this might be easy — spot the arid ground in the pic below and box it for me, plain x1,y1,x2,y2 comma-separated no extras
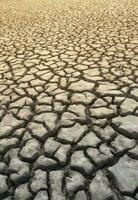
0,0,138,199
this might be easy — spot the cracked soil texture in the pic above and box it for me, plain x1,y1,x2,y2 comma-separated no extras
0,0,138,199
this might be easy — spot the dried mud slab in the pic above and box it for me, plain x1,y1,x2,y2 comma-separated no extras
0,0,138,199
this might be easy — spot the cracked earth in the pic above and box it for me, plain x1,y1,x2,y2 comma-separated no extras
0,0,138,199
